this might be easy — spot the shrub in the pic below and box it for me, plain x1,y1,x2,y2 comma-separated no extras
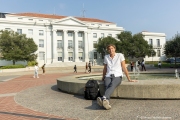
1,64,26,69
27,61,37,66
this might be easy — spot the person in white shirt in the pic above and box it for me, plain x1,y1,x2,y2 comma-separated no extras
33,63,39,78
158,61,161,69
97,44,137,110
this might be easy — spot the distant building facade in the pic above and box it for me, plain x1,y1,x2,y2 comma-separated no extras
142,31,166,62
0,12,166,66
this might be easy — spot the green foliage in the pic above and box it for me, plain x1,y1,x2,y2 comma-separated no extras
164,34,180,58
96,36,118,54
27,61,37,66
131,33,155,58
96,31,155,58
1,64,26,69
0,30,38,65
164,34,180,67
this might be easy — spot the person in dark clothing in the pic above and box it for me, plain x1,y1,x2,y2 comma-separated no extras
141,60,146,71
130,61,134,71
74,65,77,73
88,62,91,73
138,60,141,66
41,64,46,75
85,62,88,73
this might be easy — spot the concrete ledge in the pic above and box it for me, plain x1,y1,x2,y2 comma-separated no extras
57,73,180,99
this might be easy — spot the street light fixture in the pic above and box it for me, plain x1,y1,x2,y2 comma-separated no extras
44,52,45,64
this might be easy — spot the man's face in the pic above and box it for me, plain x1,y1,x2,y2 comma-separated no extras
107,46,116,55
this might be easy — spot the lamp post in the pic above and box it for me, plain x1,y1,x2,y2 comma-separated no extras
151,51,154,65
43,52,45,64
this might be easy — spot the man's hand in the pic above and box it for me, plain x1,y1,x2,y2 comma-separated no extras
102,77,105,81
128,80,138,82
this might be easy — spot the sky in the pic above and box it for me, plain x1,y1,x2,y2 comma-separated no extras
0,0,180,39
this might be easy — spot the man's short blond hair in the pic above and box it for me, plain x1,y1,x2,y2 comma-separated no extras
106,44,116,50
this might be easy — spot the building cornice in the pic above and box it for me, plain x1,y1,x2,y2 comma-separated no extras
142,32,166,37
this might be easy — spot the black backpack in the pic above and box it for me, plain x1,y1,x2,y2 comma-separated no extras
84,79,100,100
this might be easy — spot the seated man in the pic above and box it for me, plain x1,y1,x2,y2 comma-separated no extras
97,44,137,110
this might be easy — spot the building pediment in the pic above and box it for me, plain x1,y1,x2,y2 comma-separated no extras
54,17,86,26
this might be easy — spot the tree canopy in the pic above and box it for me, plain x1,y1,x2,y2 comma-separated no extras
164,34,180,65
96,31,155,58
0,30,38,65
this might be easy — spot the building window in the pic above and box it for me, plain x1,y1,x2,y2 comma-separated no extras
57,52,63,61
57,31,62,36
78,32,83,37
39,30,44,36
108,34,112,37
94,52,97,59
78,41,83,49
39,20,43,21
17,29,22,34
106,25,109,26
149,39,153,46
79,52,83,61
39,52,45,60
93,33,97,38
101,33,104,38
18,18,23,19
5,28,11,31
68,32,73,37
157,50,161,57
101,52,105,59
68,40,73,49
28,19,33,21
93,41,97,48
39,39,44,47
157,39,160,47
57,40,63,48
68,52,73,61
28,29,33,35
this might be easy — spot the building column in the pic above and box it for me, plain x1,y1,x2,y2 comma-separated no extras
74,31,79,62
52,29,57,62
45,27,52,64
84,32,89,62
63,30,68,62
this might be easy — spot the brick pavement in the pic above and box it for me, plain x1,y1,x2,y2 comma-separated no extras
0,72,82,120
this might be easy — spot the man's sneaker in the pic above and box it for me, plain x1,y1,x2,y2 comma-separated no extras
103,99,111,110
97,97,103,106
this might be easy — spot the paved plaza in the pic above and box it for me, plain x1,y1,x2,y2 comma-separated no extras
0,66,180,120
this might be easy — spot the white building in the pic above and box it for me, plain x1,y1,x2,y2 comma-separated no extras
142,31,166,62
0,12,124,66
0,12,166,67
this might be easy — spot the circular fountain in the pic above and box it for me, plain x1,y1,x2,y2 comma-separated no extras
57,69,180,99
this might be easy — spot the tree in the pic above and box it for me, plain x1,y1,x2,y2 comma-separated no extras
0,30,38,65
117,31,155,58
96,36,118,54
164,34,180,66
131,33,155,58
95,31,155,59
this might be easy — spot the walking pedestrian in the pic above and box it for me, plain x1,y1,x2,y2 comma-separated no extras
74,65,77,73
41,64,46,75
33,63,39,78
130,61,134,71
88,62,91,73
141,60,146,71
85,62,88,73
158,61,161,69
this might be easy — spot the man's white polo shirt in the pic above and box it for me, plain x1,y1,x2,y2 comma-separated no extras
104,53,125,77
